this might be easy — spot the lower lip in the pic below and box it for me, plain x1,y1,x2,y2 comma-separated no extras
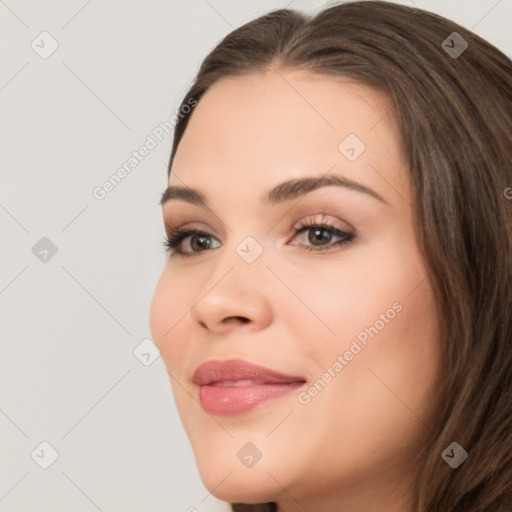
198,382,305,415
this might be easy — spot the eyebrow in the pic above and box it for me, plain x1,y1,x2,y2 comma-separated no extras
159,174,389,208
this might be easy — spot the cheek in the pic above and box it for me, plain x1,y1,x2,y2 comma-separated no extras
329,280,439,412
149,274,202,436
309,251,436,414
322,280,439,469
327,236,440,412
149,270,192,373
291,234,440,441
278,235,432,368
269,270,439,495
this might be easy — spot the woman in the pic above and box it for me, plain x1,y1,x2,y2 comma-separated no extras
149,1,512,510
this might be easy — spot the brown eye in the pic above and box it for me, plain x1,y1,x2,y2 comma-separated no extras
189,234,211,251
163,228,220,256
290,222,355,252
308,227,333,245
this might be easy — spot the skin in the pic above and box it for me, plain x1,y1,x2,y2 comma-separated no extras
149,68,441,512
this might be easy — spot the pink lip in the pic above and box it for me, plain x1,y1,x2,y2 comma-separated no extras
192,358,307,416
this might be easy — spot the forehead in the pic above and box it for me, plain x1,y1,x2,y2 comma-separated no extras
168,68,407,206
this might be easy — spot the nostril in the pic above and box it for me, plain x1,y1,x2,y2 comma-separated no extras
226,316,250,324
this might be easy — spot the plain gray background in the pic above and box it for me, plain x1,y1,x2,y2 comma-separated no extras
1,1,511,511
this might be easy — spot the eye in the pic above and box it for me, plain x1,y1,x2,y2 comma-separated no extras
162,218,355,257
289,217,355,253
162,227,220,257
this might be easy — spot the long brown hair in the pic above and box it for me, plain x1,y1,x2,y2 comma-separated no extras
166,1,512,510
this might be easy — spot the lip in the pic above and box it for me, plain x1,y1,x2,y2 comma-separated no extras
192,358,307,415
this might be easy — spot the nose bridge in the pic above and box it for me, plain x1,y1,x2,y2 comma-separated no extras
219,198,267,262
214,208,269,276
210,230,268,296
233,232,266,266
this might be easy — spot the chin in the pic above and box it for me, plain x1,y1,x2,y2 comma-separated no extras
194,454,282,503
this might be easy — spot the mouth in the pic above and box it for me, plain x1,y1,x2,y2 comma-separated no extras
209,379,281,386
192,358,307,415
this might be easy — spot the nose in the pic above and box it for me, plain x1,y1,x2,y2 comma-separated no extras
190,265,274,335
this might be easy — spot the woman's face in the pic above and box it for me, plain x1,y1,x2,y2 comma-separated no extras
150,69,440,510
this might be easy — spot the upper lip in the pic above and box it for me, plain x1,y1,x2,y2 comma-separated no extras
192,358,307,386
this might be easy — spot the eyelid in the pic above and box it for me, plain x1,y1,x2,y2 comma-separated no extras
163,213,350,241
288,208,355,234
164,219,221,236
163,212,356,257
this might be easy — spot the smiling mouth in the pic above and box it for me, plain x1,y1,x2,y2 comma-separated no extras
192,358,307,415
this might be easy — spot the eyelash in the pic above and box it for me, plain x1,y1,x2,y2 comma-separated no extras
162,219,355,257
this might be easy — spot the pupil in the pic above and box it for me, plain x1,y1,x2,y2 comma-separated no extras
193,235,209,250
310,228,330,245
